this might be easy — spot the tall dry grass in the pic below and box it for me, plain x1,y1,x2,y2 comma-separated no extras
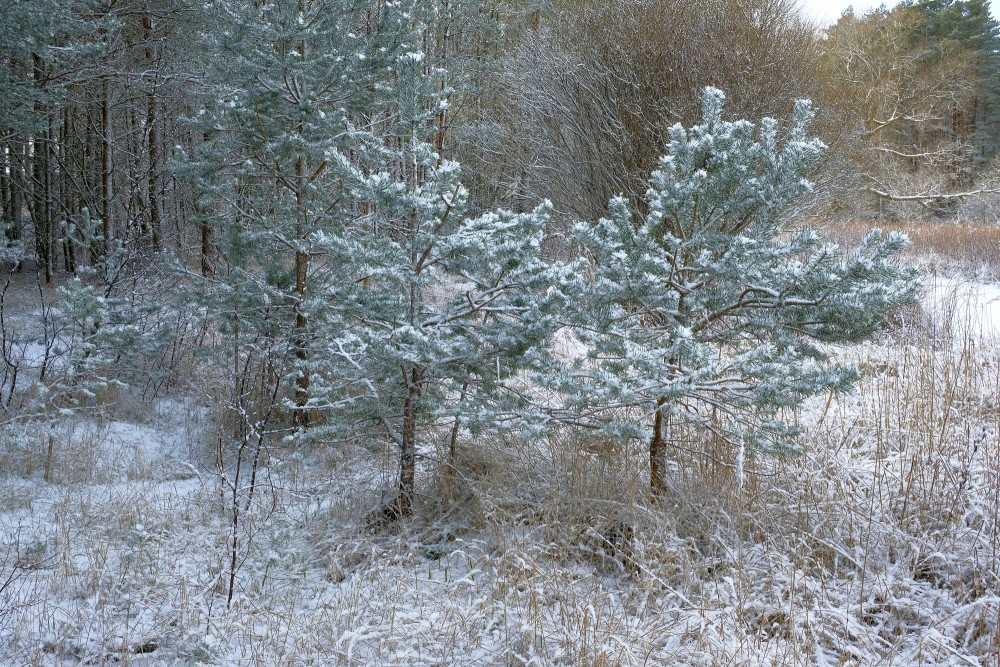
2,231,1000,665
823,218,1000,278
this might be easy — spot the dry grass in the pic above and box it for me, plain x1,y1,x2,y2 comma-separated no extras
2,229,1000,664
821,218,1000,278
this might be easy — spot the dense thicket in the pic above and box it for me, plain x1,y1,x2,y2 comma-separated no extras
463,0,819,233
2,0,996,276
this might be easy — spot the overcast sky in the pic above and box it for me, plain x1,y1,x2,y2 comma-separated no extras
798,0,996,26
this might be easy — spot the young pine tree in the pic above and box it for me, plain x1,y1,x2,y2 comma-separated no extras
323,48,575,518
573,87,919,494
189,0,410,428
191,2,573,517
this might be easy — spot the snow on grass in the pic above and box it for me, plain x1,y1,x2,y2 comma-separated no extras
922,272,1000,340
0,277,997,665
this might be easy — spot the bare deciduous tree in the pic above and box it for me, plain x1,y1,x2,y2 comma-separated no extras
463,0,818,244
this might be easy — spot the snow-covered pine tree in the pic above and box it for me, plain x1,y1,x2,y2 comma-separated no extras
189,1,573,516
188,0,410,428
323,45,575,518
574,87,919,494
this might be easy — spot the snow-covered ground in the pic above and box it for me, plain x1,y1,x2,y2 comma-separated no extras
923,273,1000,339
0,275,997,665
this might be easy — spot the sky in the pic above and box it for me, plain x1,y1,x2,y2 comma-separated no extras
798,0,996,26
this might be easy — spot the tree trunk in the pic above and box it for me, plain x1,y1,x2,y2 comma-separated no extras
61,106,75,274
1,137,11,241
144,12,163,252
292,154,310,427
193,130,213,276
101,75,113,258
649,397,667,496
31,56,52,283
434,0,450,155
398,366,421,517
200,217,213,277
11,138,25,271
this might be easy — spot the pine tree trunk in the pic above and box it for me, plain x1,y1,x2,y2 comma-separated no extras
649,397,667,496
292,155,310,427
398,366,421,518
1,136,11,241
434,0,450,155
11,138,25,270
61,106,75,274
44,115,54,281
144,12,162,252
88,105,101,267
101,75,113,259
200,217,213,277
195,130,213,276
31,56,52,283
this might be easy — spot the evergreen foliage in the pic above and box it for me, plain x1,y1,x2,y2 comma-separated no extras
572,88,919,490
0,0,925,513
188,0,413,426
905,0,1000,165
191,0,575,514
311,25,576,516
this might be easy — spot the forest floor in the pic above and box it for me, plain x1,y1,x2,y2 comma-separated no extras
1,229,999,666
